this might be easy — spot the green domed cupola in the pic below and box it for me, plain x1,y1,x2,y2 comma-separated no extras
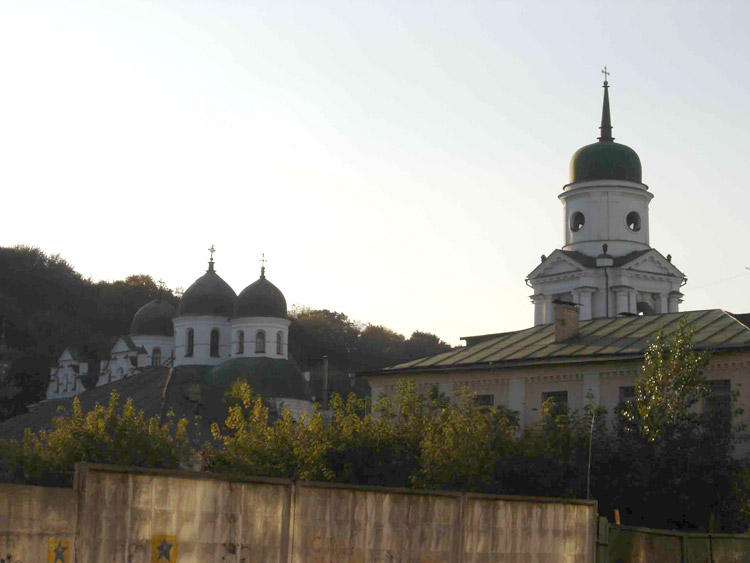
569,75,642,184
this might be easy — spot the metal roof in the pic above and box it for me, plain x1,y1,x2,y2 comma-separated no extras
371,310,750,375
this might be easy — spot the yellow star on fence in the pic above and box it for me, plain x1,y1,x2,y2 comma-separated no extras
47,539,70,563
151,534,178,562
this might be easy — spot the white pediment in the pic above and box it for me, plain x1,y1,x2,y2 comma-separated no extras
110,337,137,355
528,250,586,280
621,251,684,278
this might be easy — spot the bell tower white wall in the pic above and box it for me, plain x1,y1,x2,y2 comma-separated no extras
560,179,652,256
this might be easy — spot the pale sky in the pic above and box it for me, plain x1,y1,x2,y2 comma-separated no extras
2,1,749,345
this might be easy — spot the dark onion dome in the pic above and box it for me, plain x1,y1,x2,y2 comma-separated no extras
234,267,287,318
177,260,237,317
569,78,642,184
205,357,311,401
130,299,176,336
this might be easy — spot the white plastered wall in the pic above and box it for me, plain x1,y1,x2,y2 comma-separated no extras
231,317,291,359
173,316,232,366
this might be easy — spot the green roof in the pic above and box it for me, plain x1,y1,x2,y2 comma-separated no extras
368,310,750,375
205,357,311,401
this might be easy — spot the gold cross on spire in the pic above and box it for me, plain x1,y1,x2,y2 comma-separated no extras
260,253,267,278
208,245,216,261
601,66,610,84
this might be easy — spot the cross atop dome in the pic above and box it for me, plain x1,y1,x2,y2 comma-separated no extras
208,244,216,272
260,253,267,278
598,67,613,142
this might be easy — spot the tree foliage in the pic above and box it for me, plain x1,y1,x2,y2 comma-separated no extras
0,391,191,485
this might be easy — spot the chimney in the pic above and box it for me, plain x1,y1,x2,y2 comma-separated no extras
554,300,580,342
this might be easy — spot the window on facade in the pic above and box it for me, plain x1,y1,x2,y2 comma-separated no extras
276,331,283,355
116,367,124,380
256,330,266,354
475,394,494,408
210,329,220,357
706,379,731,423
237,331,245,354
626,211,641,232
570,212,585,232
152,347,162,367
618,386,636,405
186,329,194,357
542,390,568,416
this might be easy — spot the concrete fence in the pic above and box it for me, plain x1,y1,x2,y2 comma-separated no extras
597,517,750,562
0,463,597,562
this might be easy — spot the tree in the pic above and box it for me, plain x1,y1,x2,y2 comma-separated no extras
629,321,710,442
403,331,452,361
354,324,406,369
0,390,191,485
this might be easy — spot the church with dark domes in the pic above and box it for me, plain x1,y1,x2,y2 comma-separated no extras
46,251,311,417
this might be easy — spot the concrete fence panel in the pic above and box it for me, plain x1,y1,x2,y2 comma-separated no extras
462,494,596,563
0,483,76,562
75,465,292,563
291,482,462,563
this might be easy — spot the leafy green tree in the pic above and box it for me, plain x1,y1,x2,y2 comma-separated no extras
0,391,191,485
629,321,710,442
403,331,452,361
354,324,406,369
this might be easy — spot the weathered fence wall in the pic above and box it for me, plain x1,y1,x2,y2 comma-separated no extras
75,464,596,562
0,482,77,562
599,518,750,562
463,493,595,562
75,465,291,562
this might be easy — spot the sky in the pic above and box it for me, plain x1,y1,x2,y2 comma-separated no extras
1,1,749,345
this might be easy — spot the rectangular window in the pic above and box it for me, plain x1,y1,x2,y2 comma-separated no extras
619,386,636,404
706,379,731,421
542,390,568,416
475,394,494,407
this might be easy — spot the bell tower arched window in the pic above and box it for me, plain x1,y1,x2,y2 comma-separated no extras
186,329,194,357
210,329,220,357
237,331,245,354
256,330,266,354
152,347,162,367
276,331,283,355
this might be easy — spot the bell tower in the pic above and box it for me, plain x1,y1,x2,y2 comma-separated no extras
526,72,686,325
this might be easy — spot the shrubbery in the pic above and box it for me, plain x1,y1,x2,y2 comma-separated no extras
0,324,747,532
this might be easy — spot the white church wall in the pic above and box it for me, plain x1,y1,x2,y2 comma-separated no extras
173,316,232,367
130,335,174,368
231,317,290,359
46,350,88,400
561,180,652,256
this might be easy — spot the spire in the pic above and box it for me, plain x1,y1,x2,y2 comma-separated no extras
207,244,216,273
598,66,614,142
259,253,267,279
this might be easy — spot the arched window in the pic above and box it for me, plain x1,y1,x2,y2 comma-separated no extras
210,329,220,357
276,331,283,355
237,331,245,354
116,367,124,380
256,330,266,354
186,329,194,357
152,347,162,367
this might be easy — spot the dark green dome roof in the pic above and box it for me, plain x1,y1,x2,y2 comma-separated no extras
235,273,287,319
570,141,642,183
130,299,176,336
178,262,237,317
205,357,310,401
570,77,642,185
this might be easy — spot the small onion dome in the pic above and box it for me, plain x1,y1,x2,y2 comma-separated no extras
570,76,642,184
570,141,642,183
177,261,237,317
235,271,287,319
130,299,176,336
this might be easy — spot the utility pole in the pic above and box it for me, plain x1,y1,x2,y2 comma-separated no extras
322,355,329,410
